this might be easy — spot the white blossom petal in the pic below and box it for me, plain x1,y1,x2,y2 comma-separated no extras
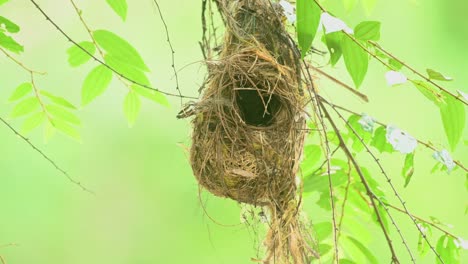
385,71,408,86
358,113,375,132
432,149,456,173
279,0,296,23
456,238,468,250
457,90,468,101
320,12,353,34
386,125,418,154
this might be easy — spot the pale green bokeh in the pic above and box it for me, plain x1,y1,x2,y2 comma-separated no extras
0,0,466,263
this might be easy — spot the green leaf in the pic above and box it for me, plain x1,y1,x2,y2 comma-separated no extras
51,119,81,141
296,0,321,58
439,93,465,151
402,153,415,187
66,41,96,67
104,54,150,86
436,235,460,264
354,21,381,41
44,120,56,142
371,126,394,153
93,30,149,71
314,222,332,241
105,0,128,21
0,31,23,53
339,259,357,264
0,0,9,6
427,69,453,81
347,236,379,264
411,80,444,105
132,84,169,107
10,97,40,118
342,36,368,88
40,90,77,109
123,90,141,127
81,65,113,105
322,31,344,66
318,244,332,255
303,169,347,193
0,16,20,33
301,144,322,173
389,58,403,70
21,112,46,134
417,222,432,257
9,82,32,102
347,114,372,152
46,104,81,125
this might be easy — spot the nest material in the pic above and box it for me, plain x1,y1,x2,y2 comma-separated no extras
185,0,317,262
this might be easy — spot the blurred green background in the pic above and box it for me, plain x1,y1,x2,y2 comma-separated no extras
0,0,466,263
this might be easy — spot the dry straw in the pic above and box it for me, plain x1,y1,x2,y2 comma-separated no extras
180,0,317,262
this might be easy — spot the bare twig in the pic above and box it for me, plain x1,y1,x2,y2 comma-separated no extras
28,0,197,100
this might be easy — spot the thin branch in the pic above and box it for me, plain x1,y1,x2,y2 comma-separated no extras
324,100,468,173
0,117,94,194
384,202,459,239
311,65,369,102
323,99,442,263
318,99,401,264
151,0,183,105
28,0,197,100
301,60,340,263
369,41,467,106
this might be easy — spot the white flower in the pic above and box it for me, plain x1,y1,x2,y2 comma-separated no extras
320,13,353,34
432,149,456,173
457,90,468,101
456,237,468,249
358,113,375,132
279,0,296,23
386,125,418,154
385,71,408,86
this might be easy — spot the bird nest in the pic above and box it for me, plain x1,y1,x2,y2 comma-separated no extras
180,0,317,262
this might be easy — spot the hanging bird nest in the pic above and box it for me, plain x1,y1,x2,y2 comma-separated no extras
179,0,317,262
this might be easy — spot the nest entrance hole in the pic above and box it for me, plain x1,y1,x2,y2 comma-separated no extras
235,90,282,127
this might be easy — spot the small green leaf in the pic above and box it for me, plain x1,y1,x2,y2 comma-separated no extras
354,21,381,41
51,119,81,141
66,41,96,67
44,120,56,142
0,0,9,6
81,65,113,105
40,90,77,109
105,0,128,21
21,112,46,134
371,126,394,153
93,30,149,71
314,222,332,241
439,93,465,151
132,85,169,107
402,153,415,187
389,58,403,70
427,69,453,81
436,235,460,264
347,114,372,152
411,80,443,105
9,82,32,102
123,91,141,126
0,16,20,33
417,222,432,257
296,0,321,58
46,104,81,125
339,259,357,264
347,236,379,264
10,97,40,118
342,36,368,88
322,31,344,66
318,244,332,255
301,144,322,173
0,31,23,53
105,55,150,86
